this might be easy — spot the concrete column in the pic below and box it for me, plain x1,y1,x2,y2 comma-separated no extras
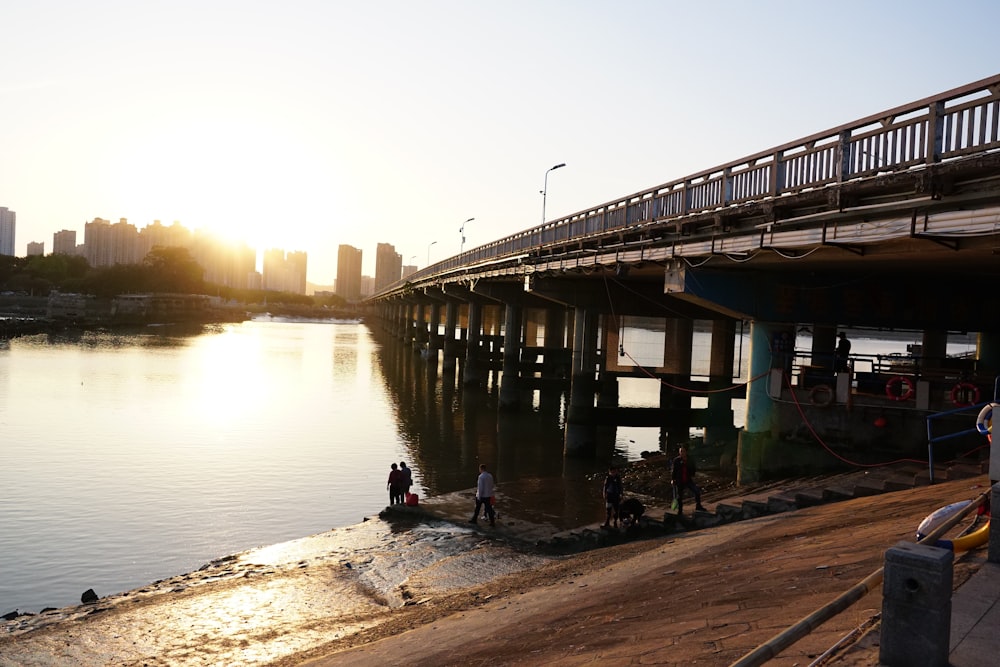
427,302,442,359
990,483,1000,563
499,303,523,410
565,307,598,456
463,301,483,387
705,318,737,446
597,314,619,408
538,307,568,413
402,303,414,346
737,320,780,484
811,324,836,369
922,330,948,370
414,303,427,352
880,541,952,667
659,317,694,450
442,301,458,372
976,332,1000,379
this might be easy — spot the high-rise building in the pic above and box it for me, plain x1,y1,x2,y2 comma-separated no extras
401,264,417,279
374,243,402,293
262,248,308,294
26,241,44,256
53,229,77,255
85,218,139,267
336,245,363,302
0,207,15,256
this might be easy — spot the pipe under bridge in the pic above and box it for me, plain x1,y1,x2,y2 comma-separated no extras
368,73,1000,482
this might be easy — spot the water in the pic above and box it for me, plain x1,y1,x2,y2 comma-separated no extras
0,319,980,615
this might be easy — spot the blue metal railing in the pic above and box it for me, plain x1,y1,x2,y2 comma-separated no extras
925,376,999,483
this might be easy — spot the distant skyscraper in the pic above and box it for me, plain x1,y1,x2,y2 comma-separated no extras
336,245,363,301
26,241,44,256
84,218,139,267
53,229,77,255
0,207,15,256
262,248,308,294
401,264,417,279
374,243,402,292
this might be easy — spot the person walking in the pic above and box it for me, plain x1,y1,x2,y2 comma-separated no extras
387,463,404,505
602,465,623,529
671,446,705,515
469,464,496,527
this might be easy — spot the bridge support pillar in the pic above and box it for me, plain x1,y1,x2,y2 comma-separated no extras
977,333,1000,379
538,306,568,412
737,320,782,484
565,307,599,456
463,301,483,387
402,303,415,346
659,317,693,451
704,318,738,447
811,325,836,369
414,303,428,353
499,303,523,410
427,302,442,362
443,301,458,372
598,315,619,408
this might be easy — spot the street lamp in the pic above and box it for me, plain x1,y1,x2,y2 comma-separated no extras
426,240,437,266
459,217,475,254
540,162,566,224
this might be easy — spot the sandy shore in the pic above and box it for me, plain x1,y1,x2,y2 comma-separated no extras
1,477,990,666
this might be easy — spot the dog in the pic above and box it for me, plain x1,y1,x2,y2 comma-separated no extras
619,497,645,529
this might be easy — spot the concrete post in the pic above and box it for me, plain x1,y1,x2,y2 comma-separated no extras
597,314,619,408
990,483,1000,564
810,324,836,369
499,303,523,410
427,302,442,360
737,320,779,484
880,541,953,667
414,303,427,352
705,318,737,446
463,301,483,387
402,303,414,346
976,332,1000,378
565,307,598,456
660,317,693,449
443,301,458,372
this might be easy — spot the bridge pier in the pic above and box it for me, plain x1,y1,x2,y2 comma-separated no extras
402,302,415,347
659,317,694,451
704,318,738,447
464,301,483,387
499,303,523,410
442,300,459,372
427,301,442,362
737,320,782,484
413,303,428,353
565,307,599,456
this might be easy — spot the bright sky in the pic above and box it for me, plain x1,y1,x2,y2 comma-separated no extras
2,1,997,285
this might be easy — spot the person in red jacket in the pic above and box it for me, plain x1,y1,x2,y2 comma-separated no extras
671,446,705,515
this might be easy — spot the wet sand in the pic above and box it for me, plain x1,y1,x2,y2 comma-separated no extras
1,478,991,666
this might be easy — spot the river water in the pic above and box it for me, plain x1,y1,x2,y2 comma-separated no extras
0,318,979,616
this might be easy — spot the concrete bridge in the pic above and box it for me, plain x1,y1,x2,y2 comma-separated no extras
369,73,1000,482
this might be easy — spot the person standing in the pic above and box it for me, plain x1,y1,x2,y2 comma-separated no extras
387,463,404,505
671,446,705,515
399,461,413,498
470,464,496,527
835,332,852,372
602,465,623,529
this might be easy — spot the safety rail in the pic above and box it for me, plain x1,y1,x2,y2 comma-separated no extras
374,73,1000,298
924,376,999,483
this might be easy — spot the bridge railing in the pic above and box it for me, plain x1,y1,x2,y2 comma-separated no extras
379,74,1000,297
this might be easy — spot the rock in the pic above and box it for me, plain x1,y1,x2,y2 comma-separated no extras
81,588,99,604
2,609,19,620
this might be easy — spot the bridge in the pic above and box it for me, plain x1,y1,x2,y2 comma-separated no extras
369,74,1000,482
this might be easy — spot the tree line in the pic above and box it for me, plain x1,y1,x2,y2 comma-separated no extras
0,247,349,310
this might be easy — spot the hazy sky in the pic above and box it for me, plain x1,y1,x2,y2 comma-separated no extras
2,1,997,284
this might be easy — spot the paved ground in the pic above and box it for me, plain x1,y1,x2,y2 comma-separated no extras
296,475,995,666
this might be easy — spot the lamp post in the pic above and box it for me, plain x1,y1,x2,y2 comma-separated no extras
540,162,566,224
459,217,475,254
426,240,437,266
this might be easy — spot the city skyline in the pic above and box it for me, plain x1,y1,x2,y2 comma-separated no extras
2,2,997,284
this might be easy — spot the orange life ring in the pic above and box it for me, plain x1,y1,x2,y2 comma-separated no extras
951,382,980,407
809,383,835,407
885,375,915,401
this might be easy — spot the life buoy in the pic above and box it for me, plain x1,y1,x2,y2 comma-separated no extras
885,375,915,401
951,382,980,407
809,383,835,407
976,402,996,436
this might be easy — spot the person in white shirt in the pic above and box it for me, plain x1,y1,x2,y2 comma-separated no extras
470,464,496,527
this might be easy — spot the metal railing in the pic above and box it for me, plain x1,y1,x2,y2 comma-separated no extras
375,73,1000,298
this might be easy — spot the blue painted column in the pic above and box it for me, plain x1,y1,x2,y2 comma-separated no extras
499,303,523,410
737,320,780,484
